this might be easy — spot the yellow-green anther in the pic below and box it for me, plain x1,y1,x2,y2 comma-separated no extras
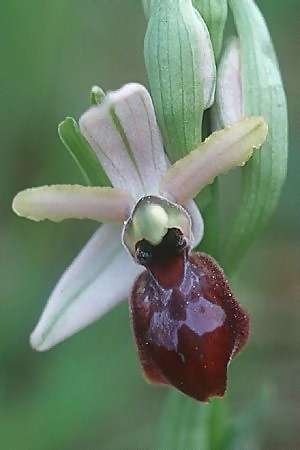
222,0,288,273
192,0,228,60
132,203,169,246
90,85,105,105
123,196,192,258
144,0,216,161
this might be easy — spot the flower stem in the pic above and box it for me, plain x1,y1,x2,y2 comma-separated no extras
158,391,233,450
158,391,208,449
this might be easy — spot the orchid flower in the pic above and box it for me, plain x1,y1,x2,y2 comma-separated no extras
13,83,267,401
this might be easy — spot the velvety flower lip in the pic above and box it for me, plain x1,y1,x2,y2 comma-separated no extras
12,83,267,352
130,250,250,401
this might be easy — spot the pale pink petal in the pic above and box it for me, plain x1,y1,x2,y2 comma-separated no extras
79,83,167,198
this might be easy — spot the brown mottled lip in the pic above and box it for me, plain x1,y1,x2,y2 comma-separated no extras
130,251,249,402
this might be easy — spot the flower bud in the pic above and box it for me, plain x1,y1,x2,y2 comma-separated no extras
215,0,288,272
144,0,216,161
213,37,243,128
142,0,153,19
90,85,105,105
192,0,228,60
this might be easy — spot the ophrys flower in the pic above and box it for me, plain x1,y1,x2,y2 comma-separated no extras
13,83,267,401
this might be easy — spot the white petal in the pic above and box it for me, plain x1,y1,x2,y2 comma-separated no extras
13,185,133,223
79,83,167,198
215,37,243,126
184,200,204,248
30,224,143,351
160,117,268,204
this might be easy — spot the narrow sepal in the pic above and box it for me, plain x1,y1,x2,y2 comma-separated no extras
160,117,268,205
13,185,133,223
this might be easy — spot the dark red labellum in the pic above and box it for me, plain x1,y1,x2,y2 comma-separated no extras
130,237,249,402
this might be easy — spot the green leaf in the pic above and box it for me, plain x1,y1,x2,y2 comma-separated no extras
192,0,228,60
222,0,288,273
58,117,111,187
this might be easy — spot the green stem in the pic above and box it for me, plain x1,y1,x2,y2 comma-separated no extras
158,391,208,449
158,392,233,450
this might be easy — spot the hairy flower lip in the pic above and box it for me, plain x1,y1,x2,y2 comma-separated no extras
130,250,250,402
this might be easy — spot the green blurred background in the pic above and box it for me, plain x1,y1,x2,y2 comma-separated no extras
0,1,299,449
